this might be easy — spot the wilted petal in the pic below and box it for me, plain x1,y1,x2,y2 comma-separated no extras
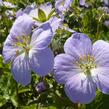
11,53,31,86
30,22,53,50
54,54,79,84
30,48,54,76
64,33,92,58
92,40,109,67
10,14,34,37
65,73,96,104
91,67,109,94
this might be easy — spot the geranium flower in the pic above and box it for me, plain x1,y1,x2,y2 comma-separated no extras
54,33,109,104
3,14,54,86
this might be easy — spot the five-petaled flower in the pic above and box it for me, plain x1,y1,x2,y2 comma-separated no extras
3,14,54,86
54,33,109,104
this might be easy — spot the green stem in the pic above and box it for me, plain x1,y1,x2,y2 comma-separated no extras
74,103,81,109
78,103,81,109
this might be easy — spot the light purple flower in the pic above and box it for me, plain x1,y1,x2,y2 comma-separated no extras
54,33,109,104
3,15,54,86
55,0,73,13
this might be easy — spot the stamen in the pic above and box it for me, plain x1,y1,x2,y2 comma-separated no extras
76,55,96,76
14,36,31,55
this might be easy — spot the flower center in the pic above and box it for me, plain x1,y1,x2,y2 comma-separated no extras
76,55,96,76
14,36,31,55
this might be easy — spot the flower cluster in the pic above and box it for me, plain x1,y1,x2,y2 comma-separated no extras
2,0,109,104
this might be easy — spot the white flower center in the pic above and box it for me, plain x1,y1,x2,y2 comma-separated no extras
14,36,31,55
76,55,96,76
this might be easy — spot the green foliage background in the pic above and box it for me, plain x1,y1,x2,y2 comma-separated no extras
1,0,109,109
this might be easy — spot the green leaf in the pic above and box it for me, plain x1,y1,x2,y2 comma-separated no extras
18,87,30,94
38,8,46,22
0,96,7,107
10,95,18,107
20,104,37,109
43,106,57,109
